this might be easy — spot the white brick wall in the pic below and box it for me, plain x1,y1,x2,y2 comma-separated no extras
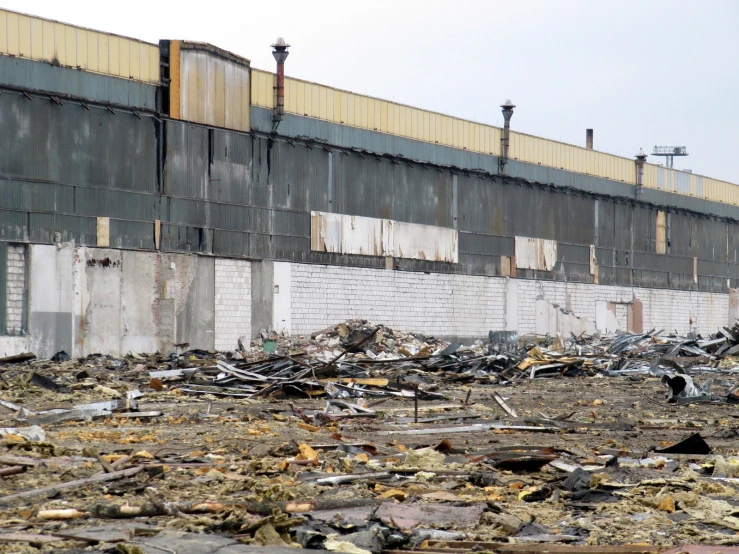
286,262,729,338
289,264,506,338
6,245,27,334
214,259,251,350
516,280,728,336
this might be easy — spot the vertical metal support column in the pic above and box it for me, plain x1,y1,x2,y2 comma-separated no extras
0,243,7,335
452,173,458,230
327,150,334,212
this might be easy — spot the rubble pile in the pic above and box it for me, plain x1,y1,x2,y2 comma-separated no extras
3,321,739,552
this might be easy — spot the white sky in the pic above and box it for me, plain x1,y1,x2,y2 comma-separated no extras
7,0,739,183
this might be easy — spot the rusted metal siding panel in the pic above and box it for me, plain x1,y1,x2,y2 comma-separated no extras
0,7,159,84
311,211,457,263
179,47,250,131
169,40,181,119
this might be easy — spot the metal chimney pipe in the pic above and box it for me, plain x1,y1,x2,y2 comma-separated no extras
586,129,593,150
635,148,647,196
271,37,290,131
499,99,515,172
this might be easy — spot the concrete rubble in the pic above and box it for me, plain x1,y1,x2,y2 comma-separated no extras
4,321,739,552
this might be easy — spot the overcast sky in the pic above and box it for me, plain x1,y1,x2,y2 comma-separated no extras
8,0,739,183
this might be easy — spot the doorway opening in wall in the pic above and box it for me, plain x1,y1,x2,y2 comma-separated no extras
0,243,29,336
596,299,643,334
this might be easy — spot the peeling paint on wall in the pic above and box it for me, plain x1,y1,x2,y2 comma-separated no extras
311,211,458,263
515,236,557,271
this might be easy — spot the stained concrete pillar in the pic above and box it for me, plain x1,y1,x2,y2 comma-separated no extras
729,289,739,326
504,278,518,332
28,243,75,358
250,260,274,339
272,262,292,335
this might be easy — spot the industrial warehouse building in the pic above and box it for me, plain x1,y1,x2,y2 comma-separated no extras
1,8,739,358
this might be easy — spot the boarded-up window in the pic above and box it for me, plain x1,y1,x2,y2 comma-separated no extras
514,237,557,271
589,245,599,284
311,212,458,263
97,217,110,247
656,211,666,254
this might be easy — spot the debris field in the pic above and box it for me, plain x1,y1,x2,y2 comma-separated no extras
4,321,739,553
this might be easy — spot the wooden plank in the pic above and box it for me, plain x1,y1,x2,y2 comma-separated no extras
0,465,143,505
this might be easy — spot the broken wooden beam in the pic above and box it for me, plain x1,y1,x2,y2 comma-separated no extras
0,465,144,505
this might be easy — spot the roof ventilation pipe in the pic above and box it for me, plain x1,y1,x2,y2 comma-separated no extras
271,37,290,132
635,148,647,196
499,99,515,173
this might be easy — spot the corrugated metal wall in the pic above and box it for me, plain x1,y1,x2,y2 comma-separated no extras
0,55,156,109
2,6,738,213
177,44,251,131
0,89,159,250
2,91,739,293
252,68,739,208
0,8,159,84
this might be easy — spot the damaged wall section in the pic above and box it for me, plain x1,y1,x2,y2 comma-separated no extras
516,280,728,337
19,245,226,358
311,211,458,263
283,262,729,340
515,236,557,271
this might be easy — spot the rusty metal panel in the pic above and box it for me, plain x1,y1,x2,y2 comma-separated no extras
0,7,159,84
311,211,457,262
178,43,250,131
515,236,557,270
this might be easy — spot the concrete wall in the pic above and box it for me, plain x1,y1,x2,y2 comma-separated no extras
0,336,31,357
29,243,75,358
19,245,222,357
3,247,736,359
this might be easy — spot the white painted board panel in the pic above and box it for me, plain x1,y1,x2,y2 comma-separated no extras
311,212,457,263
515,236,557,271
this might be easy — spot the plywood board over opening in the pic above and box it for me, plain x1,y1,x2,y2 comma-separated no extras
514,236,557,271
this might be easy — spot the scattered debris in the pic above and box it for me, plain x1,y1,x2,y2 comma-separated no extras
3,320,739,550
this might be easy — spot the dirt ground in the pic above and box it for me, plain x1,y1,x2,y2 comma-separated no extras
2,350,739,553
